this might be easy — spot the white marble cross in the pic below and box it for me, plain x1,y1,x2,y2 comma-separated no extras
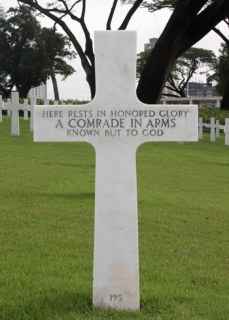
7,98,11,116
205,117,216,142
198,117,205,139
224,118,229,145
24,99,29,120
34,31,198,310
0,96,4,122
215,119,224,138
28,97,37,132
4,92,28,136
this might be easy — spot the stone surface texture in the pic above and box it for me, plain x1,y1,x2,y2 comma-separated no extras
34,31,198,310
24,99,29,120
224,118,229,145
0,96,4,122
5,92,28,136
28,97,37,132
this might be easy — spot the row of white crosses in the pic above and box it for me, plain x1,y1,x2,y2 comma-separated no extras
0,95,59,128
0,94,60,135
1,95,228,145
1,94,229,146
198,117,229,144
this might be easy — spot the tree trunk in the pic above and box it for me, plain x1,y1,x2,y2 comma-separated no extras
27,10,60,101
0,85,12,99
220,81,229,110
136,25,181,104
87,68,96,100
17,85,31,98
49,65,59,101
137,0,229,104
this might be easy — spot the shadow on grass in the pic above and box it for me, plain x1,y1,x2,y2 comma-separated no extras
45,162,95,169
1,290,147,319
37,192,95,200
1,290,93,319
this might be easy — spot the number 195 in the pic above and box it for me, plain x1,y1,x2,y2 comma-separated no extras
110,294,122,301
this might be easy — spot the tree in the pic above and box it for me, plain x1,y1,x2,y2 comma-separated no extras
0,7,42,98
212,19,229,110
17,0,229,102
23,5,76,100
136,50,151,80
208,43,229,109
0,7,76,98
17,0,145,99
137,47,216,97
165,47,216,97
134,0,229,104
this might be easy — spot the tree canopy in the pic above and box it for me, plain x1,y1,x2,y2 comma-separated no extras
0,7,76,98
135,0,229,103
17,0,144,98
166,47,216,97
137,47,216,97
16,0,229,104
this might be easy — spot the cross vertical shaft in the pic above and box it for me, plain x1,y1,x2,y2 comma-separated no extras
93,142,139,309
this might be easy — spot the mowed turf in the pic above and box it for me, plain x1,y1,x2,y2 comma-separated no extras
0,115,229,319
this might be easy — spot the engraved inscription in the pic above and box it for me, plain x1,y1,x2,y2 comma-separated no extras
42,108,191,139
110,294,122,301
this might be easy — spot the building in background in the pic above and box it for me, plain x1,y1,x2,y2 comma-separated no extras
0,5,6,19
144,37,219,101
144,38,158,51
185,82,220,97
27,82,47,99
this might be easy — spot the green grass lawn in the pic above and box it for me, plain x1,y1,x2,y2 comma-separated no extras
0,115,229,319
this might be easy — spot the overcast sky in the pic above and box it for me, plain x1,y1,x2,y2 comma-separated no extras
2,0,229,100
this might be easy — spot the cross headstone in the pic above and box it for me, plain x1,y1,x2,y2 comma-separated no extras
7,98,11,116
0,96,4,122
28,97,37,132
206,117,216,142
24,99,29,120
5,92,28,136
198,117,205,139
224,118,229,145
34,31,198,310
216,119,220,138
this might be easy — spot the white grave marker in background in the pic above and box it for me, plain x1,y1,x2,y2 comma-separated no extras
7,98,11,116
34,31,198,310
6,92,28,136
0,96,4,122
206,117,216,142
24,99,29,120
224,118,229,145
28,97,37,132
198,117,205,139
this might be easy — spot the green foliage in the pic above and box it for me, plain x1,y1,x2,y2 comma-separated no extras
136,51,151,80
0,7,76,98
38,27,76,81
137,47,216,97
0,117,229,319
199,106,229,125
0,7,48,98
209,43,229,96
167,47,216,97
